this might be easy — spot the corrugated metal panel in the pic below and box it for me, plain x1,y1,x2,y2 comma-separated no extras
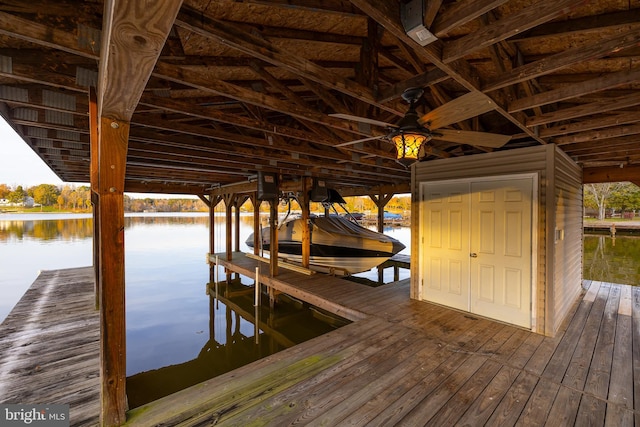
76,67,98,87
27,127,48,138
62,141,84,150
57,130,80,141
77,24,101,53
42,90,76,111
45,110,74,126
0,86,28,102
0,55,11,73
13,108,38,121
34,139,53,148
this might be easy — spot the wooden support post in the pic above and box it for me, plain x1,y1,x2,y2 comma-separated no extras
254,266,260,306
98,117,128,426
269,287,276,309
224,194,233,261
370,193,394,233
234,198,241,252
88,87,100,310
252,195,260,256
301,178,310,269
269,200,279,277
208,192,215,282
94,1,183,423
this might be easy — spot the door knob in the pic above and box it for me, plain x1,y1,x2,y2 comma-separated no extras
470,253,478,258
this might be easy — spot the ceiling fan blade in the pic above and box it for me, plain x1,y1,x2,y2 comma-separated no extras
418,92,497,130
330,113,396,129
432,129,511,148
335,135,384,147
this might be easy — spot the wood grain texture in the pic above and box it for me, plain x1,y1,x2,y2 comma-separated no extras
0,268,99,426
4,265,637,427
98,0,183,121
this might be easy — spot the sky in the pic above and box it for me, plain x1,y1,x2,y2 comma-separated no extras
0,116,65,188
0,116,194,198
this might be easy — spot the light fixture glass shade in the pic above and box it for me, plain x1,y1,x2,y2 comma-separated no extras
392,132,429,165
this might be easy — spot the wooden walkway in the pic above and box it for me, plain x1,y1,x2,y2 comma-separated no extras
126,253,640,426
1,260,639,426
0,267,100,426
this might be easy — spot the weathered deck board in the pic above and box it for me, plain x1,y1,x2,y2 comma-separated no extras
0,267,99,427
124,253,638,427
3,258,640,427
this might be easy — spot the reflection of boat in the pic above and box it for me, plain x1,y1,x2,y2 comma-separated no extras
384,211,403,221
246,215,405,275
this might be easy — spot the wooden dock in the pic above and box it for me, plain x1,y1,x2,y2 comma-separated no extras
126,253,640,426
0,267,99,426
2,260,639,426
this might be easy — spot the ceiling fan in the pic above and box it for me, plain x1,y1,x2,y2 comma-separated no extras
331,88,511,165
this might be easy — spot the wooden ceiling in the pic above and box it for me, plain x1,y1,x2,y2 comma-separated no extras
0,0,639,195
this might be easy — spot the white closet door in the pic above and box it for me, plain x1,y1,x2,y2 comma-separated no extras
421,182,470,311
420,177,533,329
470,178,533,328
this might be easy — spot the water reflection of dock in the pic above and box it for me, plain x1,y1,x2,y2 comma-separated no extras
127,279,350,407
584,221,640,235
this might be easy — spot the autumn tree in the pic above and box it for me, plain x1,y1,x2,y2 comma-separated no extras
0,183,10,199
584,182,626,220
608,182,640,214
31,184,60,206
7,185,26,204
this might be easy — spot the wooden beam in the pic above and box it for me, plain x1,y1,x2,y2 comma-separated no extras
0,10,99,60
526,91,640,127
377,68,449,103
484,28,640,92
152,61,376,134
561,140,640,160
443,0,586,63
511,7,640,42
509,67,640,113
583,165,640,184
432,0,509,36
553,124,640,146
97,117,129,427
174,8,400,116
539,111,640,138
96,1,183,425
346,0,543,144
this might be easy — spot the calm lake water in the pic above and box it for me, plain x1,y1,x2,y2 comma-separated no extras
0,213,409,407
2,213,635,405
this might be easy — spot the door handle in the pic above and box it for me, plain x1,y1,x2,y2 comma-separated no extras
470,253,478,258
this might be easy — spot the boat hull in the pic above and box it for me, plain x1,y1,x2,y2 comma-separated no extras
246,216,405,275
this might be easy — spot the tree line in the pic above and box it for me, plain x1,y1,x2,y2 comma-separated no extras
2,182,638,218
0,183,91,211
0,183,207,213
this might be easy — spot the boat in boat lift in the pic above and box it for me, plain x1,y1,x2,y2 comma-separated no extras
245,215,405,275
246,216,405,275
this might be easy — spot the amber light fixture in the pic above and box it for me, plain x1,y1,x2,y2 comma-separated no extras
391,131,430,166
390,88,431,166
